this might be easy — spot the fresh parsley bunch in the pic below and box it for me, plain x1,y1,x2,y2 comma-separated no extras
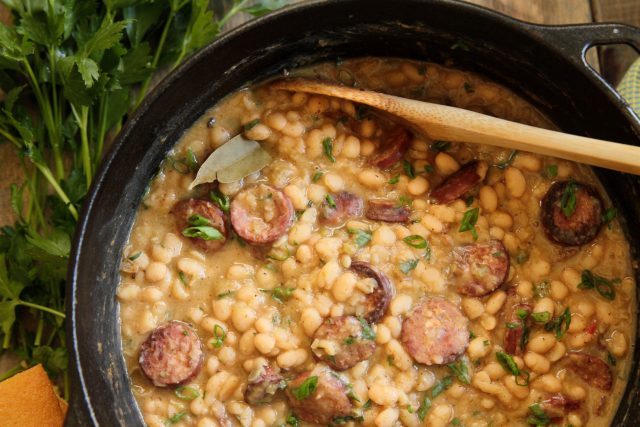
0,0,285,399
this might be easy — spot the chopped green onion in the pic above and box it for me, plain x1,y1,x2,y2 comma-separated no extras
399,258,419,274
243,118,260,130
178,271,188,285
531,311,551,323
403,235,427,249
447,360,471,385
323,137,336,162
602,207,617,229
210,190,230,212
578,270,617,300
459,207,479,240
312,170,324,182
527,403,550,426
174,386,200,401
544,307,571,339
211,325,226,348
450,40,470,51
560,181,578,217
358,317,376,340
286,414,300,427
185,148,198,172
430,140,451,152
495,150,518,169
217,290,234,299
347,228,372,247
261,286,295,303
403,160,415,178
388,174,400,184
496,351,520,376
128,251,141,261
290,375,318,400
165,412,187,425
182,215,223,240
325,194,337,209
424,164,434,173
542,164,558,179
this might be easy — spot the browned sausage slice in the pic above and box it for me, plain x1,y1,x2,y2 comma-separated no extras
365,199,410,223
285,369,353,425
370,126,412,169
139,320,204,388
453,240,509,297
566,353,613,391
230,184,294,245
244,363,284,405
173,199,228,252
540,181,603,246
430,161,481,204
350,261,393,323
321,191,364,225
401,298,469,365
311,316,376,371
541,394,582,419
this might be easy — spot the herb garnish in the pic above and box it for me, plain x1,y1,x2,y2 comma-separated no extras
403,160,416,178
447,360,471,384
495,150,518,169
459,208,480,240
347,228,372,247
182,215,223,240
399,258,419,274
358,317,376,341
530,311,551,323
290,376,319,400
128,252,142,261
607,352,617,366
217,290,235,299
312,170,324,183
601,207,617,229
542,164,558,179
578,270,618,300
323,137,336,162
403,235,428,249
210,190,230,212
560,181,578,217
496,351,530,386
165,412,187,425
174,385,200,401
418,376,453,421
261,287,295,303
325,194,337,209
286,414,300,427
544,307,572,339
527,403,551,426
211,325,226,348
430,141,451,152
243,118,260,130
388,174,400,184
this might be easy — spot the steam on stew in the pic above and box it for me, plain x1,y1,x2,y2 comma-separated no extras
118,58,635,427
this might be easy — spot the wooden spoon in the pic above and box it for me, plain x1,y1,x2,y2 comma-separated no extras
272,78,640,175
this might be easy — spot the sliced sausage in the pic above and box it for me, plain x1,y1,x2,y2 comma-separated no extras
311,316,376,371
139,320,204,388
542,394,582,418
540,181,603,246
244,363,284,405
365,199,410,223
370,126,412,169
285,369,353,425
502,289,531,355
401,297,469,365
430,161,481,204
321,191,364,225
566,353,613,391
453,240,509,297
173,199,228,252
350,261,393,323
230,184,294,245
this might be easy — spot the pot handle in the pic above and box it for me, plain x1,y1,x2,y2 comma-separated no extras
531,22,640,68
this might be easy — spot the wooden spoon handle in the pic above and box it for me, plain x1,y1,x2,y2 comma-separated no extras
273,78,640,175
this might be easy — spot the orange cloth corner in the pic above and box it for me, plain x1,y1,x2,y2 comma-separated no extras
0,364,65,427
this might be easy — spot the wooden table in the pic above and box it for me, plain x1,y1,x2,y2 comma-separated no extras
0,0,633,372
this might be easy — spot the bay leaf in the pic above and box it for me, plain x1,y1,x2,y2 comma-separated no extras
189,134,268,189
217,147,272,183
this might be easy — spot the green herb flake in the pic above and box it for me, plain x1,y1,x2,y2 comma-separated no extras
186,148,198,172
560,181,578,218
323,137,336,162
607,352,617,366
469,331,477,339
175,385,200,401
459,207,480,240
397,195,413,207
578,269,617,300
358,317,376,341
217,290,234,299
465,196,474,207
388,174,400,184
182,215,223,241
165,412,187,425
243,118,260,131
178,271,188,286
211,324,226,348
290,375,319,400
542,164,558,179
348,228,372,247
262,286,295,304
601,207,617,229
325,194,337,209
447,360,471,384
210,190,230,212
424,164,434,173
515,250,529,264
531,311,551,323
403,160,416,178
544,307,572,339
452,418,463,427
128,251,142,261
363,399,372,410
430,141,452,152
399,258,419,275
526,403,550,426
286,414,300,427
312,170,324,183
496,351,520,376
495,150,518,169
344,336,355,345
403,235,428,249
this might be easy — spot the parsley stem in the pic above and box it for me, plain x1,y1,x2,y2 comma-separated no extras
0,363,22,382
95,93,109,169
34,314,44,347
33,162,78,220
18,301,66,319
218,0,251,29
71,105,93,188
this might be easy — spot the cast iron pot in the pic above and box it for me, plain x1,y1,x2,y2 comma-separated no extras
66,0,640,425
